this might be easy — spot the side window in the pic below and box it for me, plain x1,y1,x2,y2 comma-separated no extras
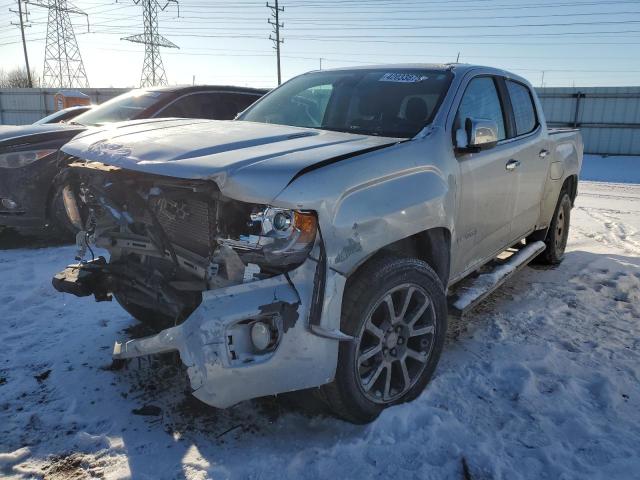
159,94,210,119
456,77,506,140
506,80,537,136
229,93,262,117
160,93,260,120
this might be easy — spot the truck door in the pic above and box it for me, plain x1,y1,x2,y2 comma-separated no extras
452,76,518,275
501,79,550,239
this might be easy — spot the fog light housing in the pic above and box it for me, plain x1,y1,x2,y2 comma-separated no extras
250,321,274,351
1,198,18,210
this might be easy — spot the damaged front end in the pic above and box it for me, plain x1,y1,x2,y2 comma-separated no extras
52,159,343,407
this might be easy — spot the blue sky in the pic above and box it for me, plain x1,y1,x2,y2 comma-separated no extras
1,0,639,88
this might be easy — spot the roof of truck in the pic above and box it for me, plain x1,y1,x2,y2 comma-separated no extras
314,63,505,74
144,85,269,95
310,63,530,85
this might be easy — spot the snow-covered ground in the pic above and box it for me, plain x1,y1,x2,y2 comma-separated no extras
1,181,639,480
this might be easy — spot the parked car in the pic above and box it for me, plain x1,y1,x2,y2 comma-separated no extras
51,64,582,423
32,105,94,125
0,85,267,236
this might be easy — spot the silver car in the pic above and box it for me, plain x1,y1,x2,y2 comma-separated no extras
52,64,582,423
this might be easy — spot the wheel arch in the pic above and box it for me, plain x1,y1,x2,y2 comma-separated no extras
345,227,452,289
563,173,578,206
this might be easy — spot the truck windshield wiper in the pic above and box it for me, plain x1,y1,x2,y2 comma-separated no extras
320,126,383,136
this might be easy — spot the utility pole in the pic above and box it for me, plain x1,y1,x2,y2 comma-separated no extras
123,0,179,87
540,70,546,88
319,57,323,70
267,0,284,85
10,0,33,87
27,0,90,88
456,52,460,63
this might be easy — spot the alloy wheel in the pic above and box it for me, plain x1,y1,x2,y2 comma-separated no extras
355,283,437,404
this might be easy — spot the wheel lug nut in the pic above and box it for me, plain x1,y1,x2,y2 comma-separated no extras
383,347,388,354
397,337,404,345
390,348,397,356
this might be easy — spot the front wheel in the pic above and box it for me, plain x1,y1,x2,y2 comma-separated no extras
49,184,82,240
320,256,447,424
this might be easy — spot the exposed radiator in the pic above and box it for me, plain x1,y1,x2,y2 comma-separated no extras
151,195,215,258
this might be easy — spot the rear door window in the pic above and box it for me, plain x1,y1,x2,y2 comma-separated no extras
160,92,261,120
456,77,506,140
506,80,537,136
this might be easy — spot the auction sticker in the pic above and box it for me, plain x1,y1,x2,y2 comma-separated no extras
379,73,429,83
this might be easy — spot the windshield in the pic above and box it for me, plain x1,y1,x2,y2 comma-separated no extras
72,89,164,126
33,107,89,125
239,68,452,138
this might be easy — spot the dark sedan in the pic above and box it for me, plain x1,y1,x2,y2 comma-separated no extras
33,105,93,125
0,85,267,237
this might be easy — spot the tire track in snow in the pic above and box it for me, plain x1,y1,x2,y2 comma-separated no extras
575,206,640,254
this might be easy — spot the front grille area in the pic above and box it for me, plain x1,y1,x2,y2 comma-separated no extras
151,195,215,258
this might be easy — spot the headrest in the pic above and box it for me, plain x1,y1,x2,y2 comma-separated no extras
405,97,428,122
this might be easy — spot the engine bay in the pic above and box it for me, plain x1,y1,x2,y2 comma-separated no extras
52,158,318,328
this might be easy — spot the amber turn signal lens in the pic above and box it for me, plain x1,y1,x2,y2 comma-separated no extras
293,211,317,243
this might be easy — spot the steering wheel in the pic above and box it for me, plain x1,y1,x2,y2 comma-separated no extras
291,96,321,126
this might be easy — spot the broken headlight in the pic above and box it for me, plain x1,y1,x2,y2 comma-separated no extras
0,149,57,168
224,207,317,269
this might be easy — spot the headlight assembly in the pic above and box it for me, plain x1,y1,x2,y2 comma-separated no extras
222,206,318,269
0,149,57,168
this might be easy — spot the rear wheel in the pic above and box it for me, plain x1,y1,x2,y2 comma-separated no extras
533,192,572,265
320,255,447,424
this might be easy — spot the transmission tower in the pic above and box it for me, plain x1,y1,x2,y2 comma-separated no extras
123,0,179,88
267,0,284,85
27,0,90,88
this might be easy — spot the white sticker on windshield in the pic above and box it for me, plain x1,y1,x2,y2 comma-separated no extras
379,73,429,83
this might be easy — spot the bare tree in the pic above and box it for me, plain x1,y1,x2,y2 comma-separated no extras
0,67,40,88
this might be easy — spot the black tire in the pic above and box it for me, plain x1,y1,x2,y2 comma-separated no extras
114,293,177,330
320,255,447,424
49,184,80,240
534,192,572,265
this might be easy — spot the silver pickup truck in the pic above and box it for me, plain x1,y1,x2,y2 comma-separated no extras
52,64,582,424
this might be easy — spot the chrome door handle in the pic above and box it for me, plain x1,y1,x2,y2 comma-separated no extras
539,149,550,158
506,159,520,171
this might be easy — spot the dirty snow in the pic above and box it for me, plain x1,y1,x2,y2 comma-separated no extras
1,181,640,479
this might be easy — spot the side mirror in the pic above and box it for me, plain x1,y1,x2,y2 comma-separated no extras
455,118,499,152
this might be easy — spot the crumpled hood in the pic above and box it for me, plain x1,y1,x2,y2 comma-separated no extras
0,123,84,145
60,118,400,203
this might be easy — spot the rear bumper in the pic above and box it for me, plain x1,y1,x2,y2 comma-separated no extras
76,254,347,408
0,156,59,233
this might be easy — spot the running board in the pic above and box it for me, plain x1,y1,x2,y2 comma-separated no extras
448,241,546,318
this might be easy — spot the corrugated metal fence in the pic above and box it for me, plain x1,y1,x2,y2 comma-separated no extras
537,87,640,155
0,88,127,125
1,86,639,155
